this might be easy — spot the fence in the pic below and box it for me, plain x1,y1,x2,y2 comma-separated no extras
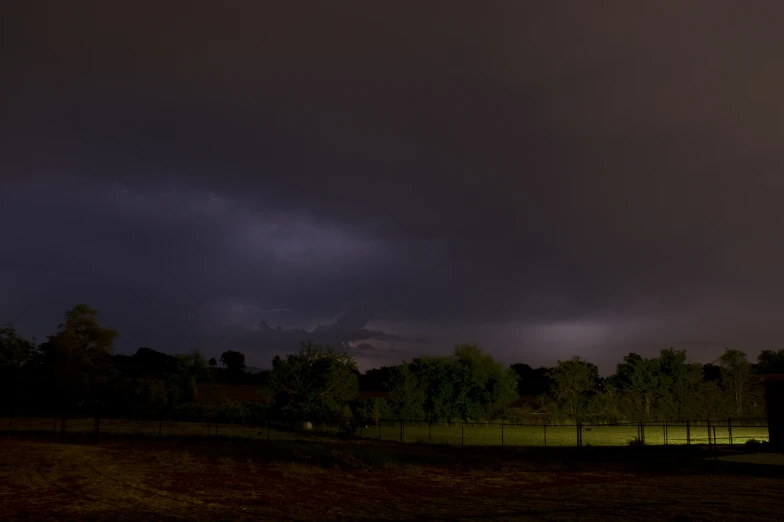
0,415,769,448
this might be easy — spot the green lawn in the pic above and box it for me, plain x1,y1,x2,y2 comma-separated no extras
354,421,769,447
1,417,769,447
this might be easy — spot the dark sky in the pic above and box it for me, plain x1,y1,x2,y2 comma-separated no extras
2,1,784,373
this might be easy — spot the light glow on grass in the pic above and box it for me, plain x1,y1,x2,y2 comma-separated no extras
3,417,768,447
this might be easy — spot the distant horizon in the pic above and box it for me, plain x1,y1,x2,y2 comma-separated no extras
106,333,764,378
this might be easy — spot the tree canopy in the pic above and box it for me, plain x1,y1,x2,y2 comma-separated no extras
0,303,775,427
267,342,359,419
386,344,518,421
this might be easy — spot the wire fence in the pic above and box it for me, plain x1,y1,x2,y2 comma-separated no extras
0,415,769,448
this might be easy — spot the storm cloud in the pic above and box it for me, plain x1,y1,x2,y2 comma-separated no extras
2,1,784,372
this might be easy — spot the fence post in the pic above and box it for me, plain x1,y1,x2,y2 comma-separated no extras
501,421,504,448
707,419,712,449
158,418,163,441
544,424,547,447
714,426,719,462
686,421,691,445
640,421,645,445
461,422,464,447
664,421,668,445
576,422,582,447
728,418,733,446
267,420,270,440
429,422,432,444
400,420,403,442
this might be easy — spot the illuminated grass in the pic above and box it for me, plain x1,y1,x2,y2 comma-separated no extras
2,417,769,447
352,421,769,447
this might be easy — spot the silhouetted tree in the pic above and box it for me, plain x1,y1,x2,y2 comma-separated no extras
359,366,394,391
756,349,784,374
0,324,36,420
510,363,553,396
220,350,246,372
219,350,246,384
39,304,118,438
134,347,181,377
208,357,217,367
703,363,722,382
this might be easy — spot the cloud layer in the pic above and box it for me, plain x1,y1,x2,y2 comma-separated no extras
3,1,784,372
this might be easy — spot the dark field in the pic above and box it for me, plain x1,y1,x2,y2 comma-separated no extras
1,433,783,521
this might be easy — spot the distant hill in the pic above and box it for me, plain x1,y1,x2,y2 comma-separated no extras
245,366,267,374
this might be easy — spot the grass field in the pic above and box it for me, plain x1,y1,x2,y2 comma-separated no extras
363,420,770,447
1,431,783,521
1,417,769,447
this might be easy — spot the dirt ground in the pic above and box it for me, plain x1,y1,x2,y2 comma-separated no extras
1,433,782,521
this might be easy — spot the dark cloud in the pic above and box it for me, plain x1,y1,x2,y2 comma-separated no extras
2,1,784,372
221,308,416,369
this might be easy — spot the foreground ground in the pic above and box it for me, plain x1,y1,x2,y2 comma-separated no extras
1,433,783,521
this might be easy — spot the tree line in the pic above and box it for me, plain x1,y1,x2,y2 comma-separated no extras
2,304,782,434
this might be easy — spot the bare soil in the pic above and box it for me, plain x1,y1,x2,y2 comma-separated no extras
1,433,782,521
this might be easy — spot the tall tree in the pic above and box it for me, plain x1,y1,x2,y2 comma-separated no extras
611,353,660,418
452,344,518,420
40,304,118,437
756,349,784,374
655,348,705,420
547,356,601,421
360,366,394,391
408,356,466,421
267,342,359,419
172,350,211,405
220,349,247,384
718,349,756,417
220,350,246,373
385,363,426,420
0,324,36,419
510,363,553,396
